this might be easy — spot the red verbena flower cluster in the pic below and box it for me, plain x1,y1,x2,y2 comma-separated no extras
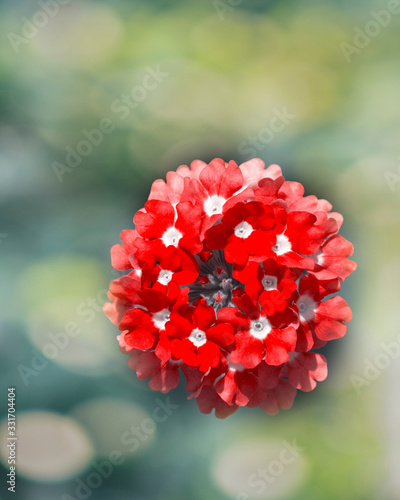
104,158,356,418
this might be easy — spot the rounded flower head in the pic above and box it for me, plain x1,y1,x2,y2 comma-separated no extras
104,158,356,418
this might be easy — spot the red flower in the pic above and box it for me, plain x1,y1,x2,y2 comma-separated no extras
233,258,298,315
134,200,203,259
191,159,255,235
191,384,239,419
294,274,352,351
215,361,259,407
240,160,283,188
256,380,297,416
110,229,142,273
141,246,199,291
263,210,325,269
282,352,328,392
219,293,297,368
176,159,208,180
165,301,234,372
148,171,195,206
104,158,356,418
205,201,275,265
104,273,142,325
119,287,188,351
311,234,357,281
128,350,180,394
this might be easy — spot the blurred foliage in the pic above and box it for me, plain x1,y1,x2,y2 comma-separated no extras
0,0,400,499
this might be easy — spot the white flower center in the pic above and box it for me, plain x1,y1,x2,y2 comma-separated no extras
158,269,173,286
250,317,271,340
161,226,182,248
297,295,317,322
204,195,225,216
234,221,253,239
152,308,171,330
189,328,207,347
272,234,291,256
262,275,278,290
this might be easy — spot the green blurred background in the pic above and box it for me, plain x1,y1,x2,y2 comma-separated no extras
1,0,400,499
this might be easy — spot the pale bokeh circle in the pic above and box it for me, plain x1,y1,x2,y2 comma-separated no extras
0,411,95,482
71,397,156,458
212,439,307,499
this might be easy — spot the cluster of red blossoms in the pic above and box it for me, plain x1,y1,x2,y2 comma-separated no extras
104,159,356,418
